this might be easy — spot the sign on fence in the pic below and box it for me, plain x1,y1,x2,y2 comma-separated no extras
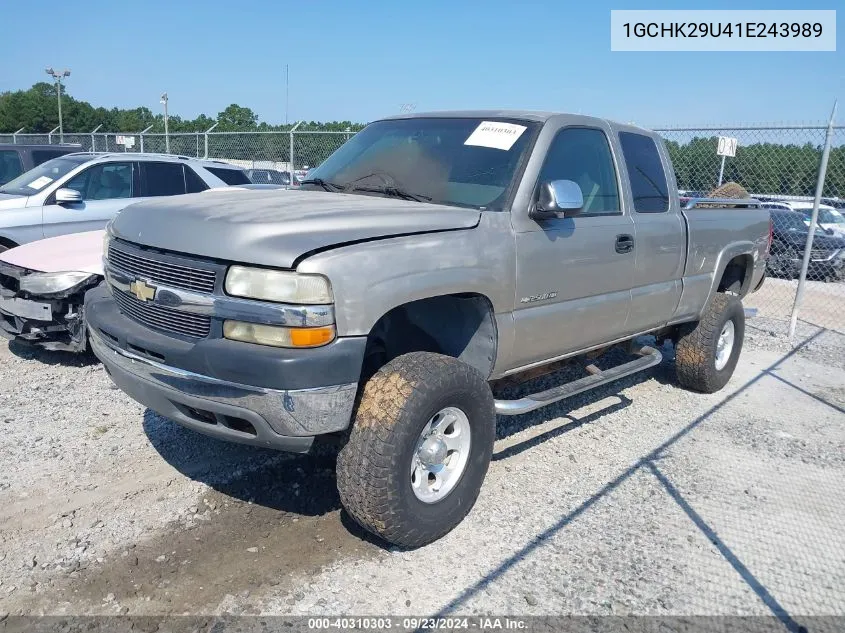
717,136,738,157
116,135,136,149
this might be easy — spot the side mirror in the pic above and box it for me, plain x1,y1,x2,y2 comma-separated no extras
530,180,584,220
55,188,82,204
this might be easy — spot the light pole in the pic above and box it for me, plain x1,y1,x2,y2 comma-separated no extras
45,68,71,142
160,92,170,153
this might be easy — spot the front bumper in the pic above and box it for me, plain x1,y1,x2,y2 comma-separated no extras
86,286,364,452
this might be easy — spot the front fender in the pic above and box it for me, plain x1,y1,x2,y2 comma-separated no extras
295,213,516,337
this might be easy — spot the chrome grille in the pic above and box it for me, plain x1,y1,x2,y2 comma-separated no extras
113,288,211,339
108,244,216,294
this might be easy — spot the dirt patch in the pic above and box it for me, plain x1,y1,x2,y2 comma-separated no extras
12,488,378,615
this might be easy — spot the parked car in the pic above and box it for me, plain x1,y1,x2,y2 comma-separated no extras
0,153,251,252
0,185,284,352
766,209,845,281
86,111,770,547
0,143,82,187
246,169,293,186
792,204,845,238
759,199,845,238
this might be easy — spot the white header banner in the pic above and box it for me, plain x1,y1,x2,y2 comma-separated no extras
611,10,836,52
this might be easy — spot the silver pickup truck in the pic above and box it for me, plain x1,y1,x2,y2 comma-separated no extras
86,111,770,547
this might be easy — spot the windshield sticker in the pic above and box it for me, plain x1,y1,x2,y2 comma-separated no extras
27,176,54,189
464,121,527,151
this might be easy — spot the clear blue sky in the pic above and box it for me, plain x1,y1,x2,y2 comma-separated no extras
1,0,841,126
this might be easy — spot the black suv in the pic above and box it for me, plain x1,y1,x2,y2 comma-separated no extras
767,209,845,282
0,143,82,186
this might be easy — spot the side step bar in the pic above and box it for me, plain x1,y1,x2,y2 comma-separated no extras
494,345,663,416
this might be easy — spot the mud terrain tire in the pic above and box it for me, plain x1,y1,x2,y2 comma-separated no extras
675,292,745,393
337,352,495,548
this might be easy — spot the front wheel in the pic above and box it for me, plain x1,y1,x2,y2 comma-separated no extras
336,352,495,548
675,292,745,393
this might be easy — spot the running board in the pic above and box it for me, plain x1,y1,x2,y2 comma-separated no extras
494,345,663,416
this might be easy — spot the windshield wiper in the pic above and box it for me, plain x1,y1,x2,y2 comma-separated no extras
349,185,432,203
299,178,344,192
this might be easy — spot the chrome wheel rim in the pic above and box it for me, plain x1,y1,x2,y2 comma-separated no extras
410,406,471,504
715,320,735,371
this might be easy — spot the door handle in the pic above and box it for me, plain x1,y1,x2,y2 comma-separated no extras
615,234,634,254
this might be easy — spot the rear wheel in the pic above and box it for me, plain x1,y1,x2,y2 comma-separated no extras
336,352,495,548
675,292,745,393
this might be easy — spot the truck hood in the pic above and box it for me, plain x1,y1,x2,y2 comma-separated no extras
109,189,481,268
0,230,105,275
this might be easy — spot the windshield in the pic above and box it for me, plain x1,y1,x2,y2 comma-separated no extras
0,155,88,196
774,212,828,235
816,208,845,224
795,207,845,227
303,117,538,210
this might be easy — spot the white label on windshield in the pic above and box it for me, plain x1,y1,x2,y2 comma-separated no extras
27,176,53,189
464,121,527,151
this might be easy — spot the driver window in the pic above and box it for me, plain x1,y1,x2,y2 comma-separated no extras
538,128,620,215
64,163,133,201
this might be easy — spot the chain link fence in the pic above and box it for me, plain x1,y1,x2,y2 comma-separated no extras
655,123,845,338
0,130,352,175
2,123,844,338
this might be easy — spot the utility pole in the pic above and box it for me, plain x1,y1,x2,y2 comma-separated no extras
45,67,71,142
285,65,289,126
160,92,170,153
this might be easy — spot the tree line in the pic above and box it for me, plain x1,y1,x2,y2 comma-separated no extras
0,83,364,134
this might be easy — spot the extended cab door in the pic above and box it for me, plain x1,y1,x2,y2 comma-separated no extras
614,129,685,334
511,123,635,369
42,161,138,238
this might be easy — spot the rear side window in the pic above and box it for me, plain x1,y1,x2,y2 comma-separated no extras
0,150,24,186
184,166,209,193
619,132,670,213
32,149,73,166
142,162,186,196
205,166,251,186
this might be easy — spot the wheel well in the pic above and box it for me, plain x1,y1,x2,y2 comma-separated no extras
718,255,752,296
362,294,497,381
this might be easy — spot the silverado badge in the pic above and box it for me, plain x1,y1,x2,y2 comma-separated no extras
129,279,157,303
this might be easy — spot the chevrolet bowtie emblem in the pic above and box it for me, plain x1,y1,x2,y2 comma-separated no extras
129,279,156,303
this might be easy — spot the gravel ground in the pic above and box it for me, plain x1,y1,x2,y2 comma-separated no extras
0,317,843,623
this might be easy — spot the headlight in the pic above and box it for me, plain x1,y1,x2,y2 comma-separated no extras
223,320,336,348
225,266,332,304
102,232,111,257
18,271,97,295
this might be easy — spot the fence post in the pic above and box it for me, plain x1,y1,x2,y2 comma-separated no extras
47,125,60,145
788,100,838,340
12,127,24,144
204,122,219,158
90,124,102,152
289,121,302,176
139,125,154,153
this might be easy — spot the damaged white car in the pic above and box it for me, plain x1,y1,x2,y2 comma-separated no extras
0,230,104,352
0,184,286,353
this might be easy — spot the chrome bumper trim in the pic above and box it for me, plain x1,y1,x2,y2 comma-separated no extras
89,328,357,436
105,262,335,327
